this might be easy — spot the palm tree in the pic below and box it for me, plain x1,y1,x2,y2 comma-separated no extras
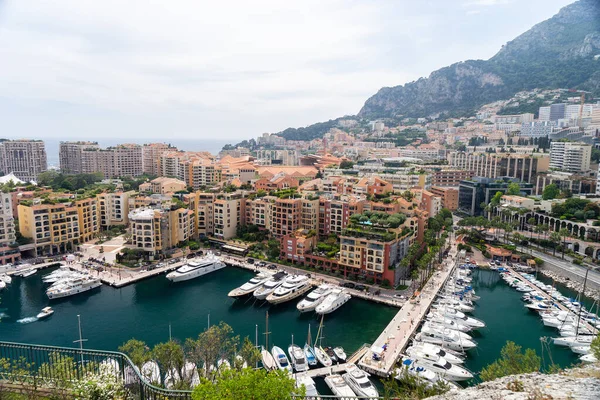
527,218,536,239
549,231,561,257
559,228,570,260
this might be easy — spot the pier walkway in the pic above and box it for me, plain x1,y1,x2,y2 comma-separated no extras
357,247,459,378
2,260,64,276
506,267,598,334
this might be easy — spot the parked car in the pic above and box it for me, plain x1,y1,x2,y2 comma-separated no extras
267,264,277,270
247,258,255,264
341,282,355,289
354,284,366,291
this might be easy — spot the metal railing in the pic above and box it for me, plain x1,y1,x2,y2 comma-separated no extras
0,341,386,399
0,341,191,399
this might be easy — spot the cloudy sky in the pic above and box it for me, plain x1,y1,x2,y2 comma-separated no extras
0,0,574,143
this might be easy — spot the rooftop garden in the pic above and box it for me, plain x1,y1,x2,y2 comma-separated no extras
551,198,600,222
349,211,407,228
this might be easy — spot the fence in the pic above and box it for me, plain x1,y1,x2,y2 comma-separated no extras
0,340,387,399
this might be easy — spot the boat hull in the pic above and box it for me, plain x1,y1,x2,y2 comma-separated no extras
267,283,312,304
47,281,102,299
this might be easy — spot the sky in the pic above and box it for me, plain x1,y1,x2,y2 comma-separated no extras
0,0,575,143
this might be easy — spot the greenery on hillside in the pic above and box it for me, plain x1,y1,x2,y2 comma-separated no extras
275,118,342,141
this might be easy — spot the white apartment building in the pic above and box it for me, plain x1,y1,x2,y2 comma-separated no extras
549,141,592,173
0,193,16,245
0,140,47,182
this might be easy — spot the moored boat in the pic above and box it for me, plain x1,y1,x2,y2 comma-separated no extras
297,284,332,312
315,289,351,315
342,365,378,398
324,374,355,399
36,307,54,319
228,271,273,297
166,252,225,282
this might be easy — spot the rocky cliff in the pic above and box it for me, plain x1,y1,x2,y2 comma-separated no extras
358,0,600,120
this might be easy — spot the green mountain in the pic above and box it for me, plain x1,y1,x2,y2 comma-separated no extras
358,0,600,119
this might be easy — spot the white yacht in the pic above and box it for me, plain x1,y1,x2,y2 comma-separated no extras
228,272,273,297
342,365,379,398
0,274,12,285
288,344,309,372
46,277,102,299
254,272,287,300
553,335,596,347
36,307,54,319
410,357,473,381
405,342,464,365
396,358,461,390
297,284,332,312
421,322,473,342
416,328,476,351
20,269,38,278
580,353,598,363
434,299,474,313
315,289,351,315
296,375,319,399
434,308,486,328
271,346,292,373
324,374,356,399
266,275,312,304
425,315,472,333
0,281,5,291
166,252,225,282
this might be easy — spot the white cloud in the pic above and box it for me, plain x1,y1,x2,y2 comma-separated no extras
0,0,577,142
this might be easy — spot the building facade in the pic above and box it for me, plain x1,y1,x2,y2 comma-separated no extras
549,142,591,173
458,177,534,216
0,140,47,182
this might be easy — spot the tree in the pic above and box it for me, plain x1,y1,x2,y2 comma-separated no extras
507,183,521,196
118,339,150,370
559,228,570,259
542,183,560,200
186,322,240,381
192,368,302,400
591,335,600,361
266,239,280,261
339,160,354,169
549,231,561,257
237,337,261,369
152,340,186,388
480,341,541,382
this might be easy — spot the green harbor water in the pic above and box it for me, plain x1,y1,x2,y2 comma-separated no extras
0,266,591,391
463,269,584,382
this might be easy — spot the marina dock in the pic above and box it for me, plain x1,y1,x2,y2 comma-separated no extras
296,343,371,378
357,248,459,378
506,267,598,334
2,261,64,276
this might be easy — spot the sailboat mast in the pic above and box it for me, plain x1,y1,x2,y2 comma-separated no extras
263,312,271,350
575,269,589,338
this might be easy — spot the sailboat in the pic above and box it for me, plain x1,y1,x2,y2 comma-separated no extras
313,314,332,367
304,324,317,367
261,312,277,370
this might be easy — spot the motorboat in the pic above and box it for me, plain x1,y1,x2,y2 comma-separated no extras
228,271,273,297
435,308,485,328
315,289,351,315
46,277,102,299
297,284,332,312
333,347,347,362
314,346,332,367
558,325,595,337
397,358,461,390
553,335,596,347
525,300,556,312
0,274,12,285
571,346,591,355
0,281,5,291
416,327,477,351
422,322,473,342
342,365,378,398
141,361,161,384
261,346,277,370
405,346,471,376
271,346,292,373
304,343,317,367
426,314,472,332
36,307,54,319
266,275,312,304
43,268,78,283
296,375,319,400
164,368,181,389
100,358,120,377
288,344,309,372
217,358,231,372
183,361,200,387
20,269,38,278
580,353,598,363
324,374,356,399
434,299,474,313
405,342,464,365
166,252,225,282
324,346,338,363
253,272,287,300
411,357,473,382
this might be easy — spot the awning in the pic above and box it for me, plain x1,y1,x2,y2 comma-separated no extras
370,345,385,356
222,244,247,252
